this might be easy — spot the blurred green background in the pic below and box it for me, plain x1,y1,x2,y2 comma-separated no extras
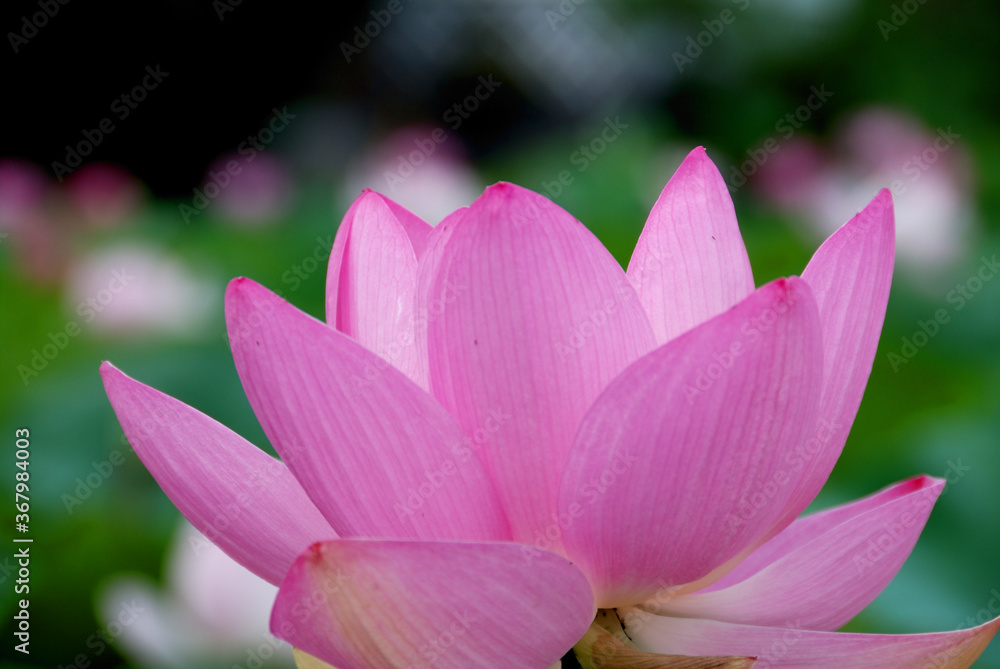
2,0,999,667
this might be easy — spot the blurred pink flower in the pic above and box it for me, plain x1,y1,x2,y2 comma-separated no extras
209,152,295,226
101,521,292,669
102,148,998,667
0,159,70,283
0,159,148,284
755,107,974,272
64,162,145,228
0,158,49,229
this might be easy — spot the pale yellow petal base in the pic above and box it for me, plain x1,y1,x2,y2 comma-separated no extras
293,647,340,669
291,610,757,669
572,610,757,669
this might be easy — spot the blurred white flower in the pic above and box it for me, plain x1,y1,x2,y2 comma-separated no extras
754,107,975,273
100,521,292,669
64,244,217,337
345,126,482,224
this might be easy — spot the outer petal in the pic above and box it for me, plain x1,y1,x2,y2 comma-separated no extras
226,278,509,542
558,278,823,607
627,147,755,345
658,476,944,630
626,615,1000,669
774,191,895,526
100,362,336,586
270,540,595,669
423,182,656,545
325,191,432,386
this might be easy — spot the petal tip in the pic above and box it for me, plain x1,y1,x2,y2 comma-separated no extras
678,145,715,173
225,276,253,299
226,276,277,305
915,473,946,487
480,181,524,202
99,361,126,393
472,181,549,225
687,145,708,159
771,274,809,301
850,189,896,236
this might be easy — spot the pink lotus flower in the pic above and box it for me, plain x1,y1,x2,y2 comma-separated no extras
101,148,999,668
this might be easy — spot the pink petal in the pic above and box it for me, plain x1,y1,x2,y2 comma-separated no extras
100,362,336,586
379,194,434,257
410,206,468,385
659,476,944,630
557,278,823,607
270,539,595,669
422,182,656,545
325,191,432,386
627,147,755,345
775,190,895,526
226,278,509,542
626,615,1000,669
